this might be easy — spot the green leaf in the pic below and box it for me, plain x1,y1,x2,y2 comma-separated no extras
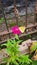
14,61,19,65
17,40,22,44
15,34,19,40
2,38,32,65
19,55,32,65
9,39,15,44
6,62,9,65
1,44,7,47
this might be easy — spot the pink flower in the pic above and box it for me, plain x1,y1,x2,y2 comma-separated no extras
12,26,21,34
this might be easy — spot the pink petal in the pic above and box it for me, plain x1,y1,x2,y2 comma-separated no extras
11,26,21,34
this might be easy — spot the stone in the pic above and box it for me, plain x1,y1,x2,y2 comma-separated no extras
22,39,32,46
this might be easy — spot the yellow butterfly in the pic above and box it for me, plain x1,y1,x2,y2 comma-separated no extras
19,26,26,33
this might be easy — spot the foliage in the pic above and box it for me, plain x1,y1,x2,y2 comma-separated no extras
2,35,32,65
2,35,22,65
2,39,19,65
32,60,37,65
3,39,32,65
30,42,37,52
19,54,32,65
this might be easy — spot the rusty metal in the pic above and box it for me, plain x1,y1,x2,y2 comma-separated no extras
14,0,18,25
14,0,16,7
25,0,28,27
0,0,37,43
0,2,11,38
34,1,37,23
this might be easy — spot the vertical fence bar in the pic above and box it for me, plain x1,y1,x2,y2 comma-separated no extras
14,0,18,25
25,0,28,27
34,2,36,24
14,0,16,7
34,1,37,24
0,1,11,38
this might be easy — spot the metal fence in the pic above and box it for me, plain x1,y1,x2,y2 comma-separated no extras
0,0,37,43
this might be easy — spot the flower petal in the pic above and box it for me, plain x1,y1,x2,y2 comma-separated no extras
11,26,21,34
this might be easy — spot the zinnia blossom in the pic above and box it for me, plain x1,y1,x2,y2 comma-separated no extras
12,26,21,34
